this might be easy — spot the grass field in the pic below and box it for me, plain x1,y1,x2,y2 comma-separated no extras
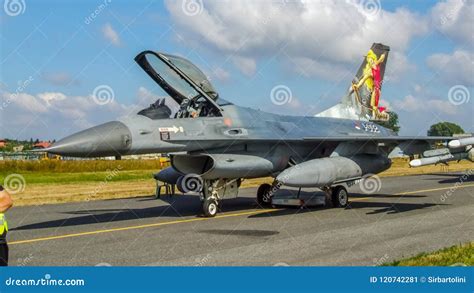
0,159,169,184
0,170,154,184
385,242,474,266
0,159,165,173
0,158,472,206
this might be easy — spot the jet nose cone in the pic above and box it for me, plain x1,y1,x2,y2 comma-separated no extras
47,121,132,157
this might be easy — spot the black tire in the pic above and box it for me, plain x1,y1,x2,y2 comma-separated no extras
257,184,272,206
203,199,218,217
331,185,349,208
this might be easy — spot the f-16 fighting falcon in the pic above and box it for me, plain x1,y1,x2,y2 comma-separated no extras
45,43,465,217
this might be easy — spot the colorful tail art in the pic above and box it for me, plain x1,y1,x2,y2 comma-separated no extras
316,43,390,122
350,43,390,121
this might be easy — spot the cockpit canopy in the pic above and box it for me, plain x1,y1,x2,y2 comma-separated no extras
135,51,228,119
135,51,218,103
164,54,218,98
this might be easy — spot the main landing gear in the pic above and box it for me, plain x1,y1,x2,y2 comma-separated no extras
198,179,349,216
331,185,349,207
257,181,349,208
257,180,283,207
257,183,272,206
322,185,349,208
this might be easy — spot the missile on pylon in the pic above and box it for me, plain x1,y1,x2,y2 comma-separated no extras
448,136,474,149
409,148,473,167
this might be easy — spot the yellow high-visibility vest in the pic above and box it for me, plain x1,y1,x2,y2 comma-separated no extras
0,213,8,236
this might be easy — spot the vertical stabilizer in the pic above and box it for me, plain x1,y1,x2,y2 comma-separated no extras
316,43,390,121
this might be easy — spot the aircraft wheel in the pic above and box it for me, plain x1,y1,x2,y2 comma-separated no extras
203,199,218,217
331,185,349,208
257,183,272,206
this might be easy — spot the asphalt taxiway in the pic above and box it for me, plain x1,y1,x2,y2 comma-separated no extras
6,172,474,266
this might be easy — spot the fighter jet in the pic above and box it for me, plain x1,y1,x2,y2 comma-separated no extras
46,43,454,217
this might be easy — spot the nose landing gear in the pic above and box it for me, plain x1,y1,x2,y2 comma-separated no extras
203,198,218,217
200,179,241,217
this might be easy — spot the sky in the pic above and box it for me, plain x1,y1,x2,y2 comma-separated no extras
0,0,472,140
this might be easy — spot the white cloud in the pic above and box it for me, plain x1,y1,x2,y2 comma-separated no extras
136,86,158,105
9,92,49,113
414,84,423,93
37,92,67,105
41,72,76,86
431,0,473,47
426,49,474,86
212,66,230,81
0,90,135,139
426,1,473,86
101,23,121,46
290,57,351,82
135,86,179,111
165,0,428,80
394,94,457,115
232,56,256,76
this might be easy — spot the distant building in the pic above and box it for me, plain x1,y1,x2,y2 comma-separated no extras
13,145,24,152
0,139,6,148
33,141,51,149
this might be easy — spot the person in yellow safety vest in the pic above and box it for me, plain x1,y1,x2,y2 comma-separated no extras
0,185,13,266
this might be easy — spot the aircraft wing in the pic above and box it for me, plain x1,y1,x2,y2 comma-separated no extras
165,135,452,160
302,136,452,142
165,135,452,143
